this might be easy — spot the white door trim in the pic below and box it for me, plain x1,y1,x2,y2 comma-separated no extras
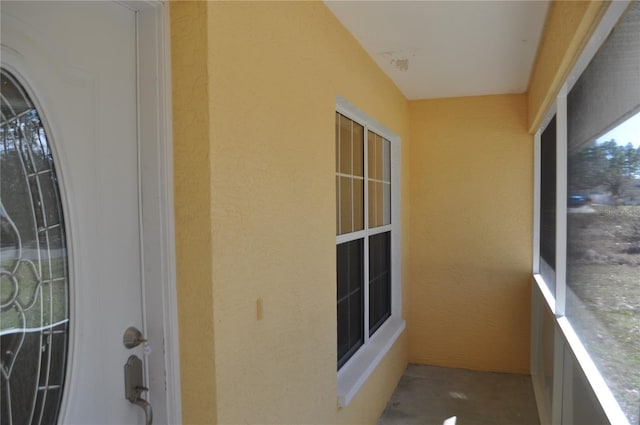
133,2,182,424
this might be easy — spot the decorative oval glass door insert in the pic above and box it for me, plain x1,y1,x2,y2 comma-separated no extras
1,69,69,425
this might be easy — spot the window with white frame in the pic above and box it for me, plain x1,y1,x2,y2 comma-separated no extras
336,111,392,369
334,99,404,408
533,2,640,423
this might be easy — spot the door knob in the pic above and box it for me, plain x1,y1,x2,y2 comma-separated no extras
123,326,148,349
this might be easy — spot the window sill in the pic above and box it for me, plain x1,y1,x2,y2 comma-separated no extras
337,318,406,408
532,273,556,313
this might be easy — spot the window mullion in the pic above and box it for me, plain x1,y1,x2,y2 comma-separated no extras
373,135,377,226
363,126,370,343
555,93,568,317
337,115,342,235
533,129,541,275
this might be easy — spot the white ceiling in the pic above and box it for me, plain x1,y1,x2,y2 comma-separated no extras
324,1,550,100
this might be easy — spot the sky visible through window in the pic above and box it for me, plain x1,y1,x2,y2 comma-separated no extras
596,110,640,147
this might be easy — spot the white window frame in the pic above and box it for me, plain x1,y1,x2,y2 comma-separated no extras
531,2,634,424
335,96,405,408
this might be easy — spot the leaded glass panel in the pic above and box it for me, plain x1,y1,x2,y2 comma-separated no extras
1,69,69,425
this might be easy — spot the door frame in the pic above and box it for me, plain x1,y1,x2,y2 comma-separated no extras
131,2,182,423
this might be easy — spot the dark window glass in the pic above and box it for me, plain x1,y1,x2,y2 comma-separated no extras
369,232,391,336
540,116,556,292
337,239,364,369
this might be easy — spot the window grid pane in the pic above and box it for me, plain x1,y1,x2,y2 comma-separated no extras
339,176,353,233
339,114,351,175
337,239,364,369
336,114,364,235
369,231,391,336
367,132,391,228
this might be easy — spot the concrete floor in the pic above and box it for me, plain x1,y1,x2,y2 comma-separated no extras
377,364,540,425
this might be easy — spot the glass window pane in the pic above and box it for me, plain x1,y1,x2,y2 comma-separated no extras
337,300,349,360
337,243,349,300
349,292,363,348
353,178,364,232
376,182,384,227
383,138,391,182
566,4,640,422
336,176,340,234
383,182,391,226
369,231,391,336
339,114,352,175
336,114,365,236
353,122,364,177
541,309,554,410
561,347,609,425
368,131,377,180
375,136,383,183
339,176,352,234
348,240,363,294
367,132,391,229
540,116,556,292
368,180,377,228
335,112,340,172
337,239,364,370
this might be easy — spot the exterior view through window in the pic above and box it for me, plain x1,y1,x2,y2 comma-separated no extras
336,112,391,370
564,2,640,422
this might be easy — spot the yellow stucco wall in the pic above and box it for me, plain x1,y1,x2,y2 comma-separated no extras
170,0,613,422
172,1,410,423
408,94,533,374
170,2,218,424
527,0,607,132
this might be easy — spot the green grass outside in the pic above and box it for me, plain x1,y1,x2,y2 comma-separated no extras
567,204,640,424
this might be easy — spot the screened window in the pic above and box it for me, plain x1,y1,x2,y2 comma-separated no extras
534,2,640,423
565,4,640,422
336,112,392,370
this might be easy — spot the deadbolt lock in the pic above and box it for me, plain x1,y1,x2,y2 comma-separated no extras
123,326,148,349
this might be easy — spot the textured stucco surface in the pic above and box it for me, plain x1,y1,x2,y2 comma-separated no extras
171,1,410,423
170,2,218,424
408,94,533,374
527,0,607,132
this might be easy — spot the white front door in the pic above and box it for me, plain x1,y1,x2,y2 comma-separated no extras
1,2,173,424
